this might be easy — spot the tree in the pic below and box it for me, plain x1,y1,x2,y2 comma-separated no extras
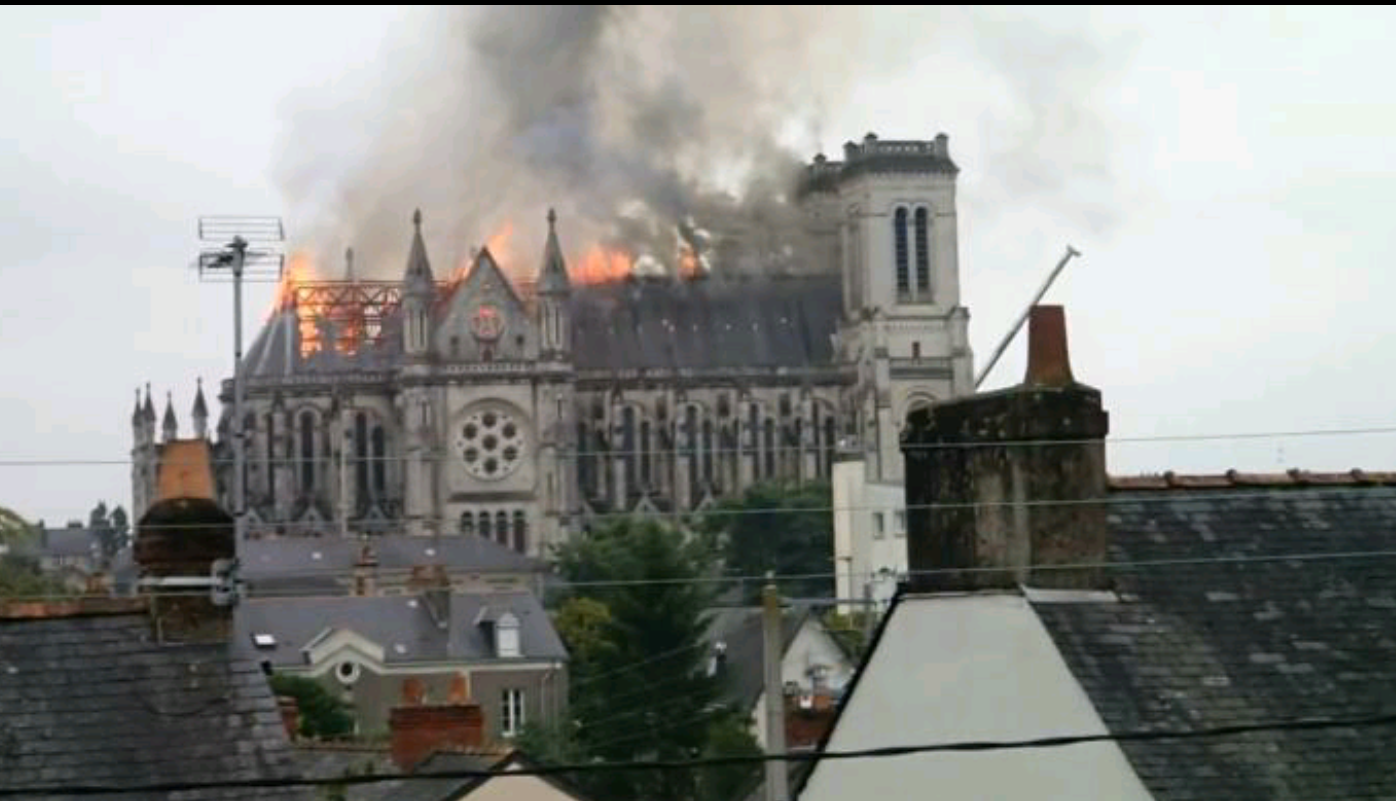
702,481,836,602
268,673,355,739
0,554,68,599
550,516,729,801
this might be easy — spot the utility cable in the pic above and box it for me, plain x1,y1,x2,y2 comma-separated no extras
2,711,1394,797
8,544,1396,603
21,482,1396,532
8,422,1396,466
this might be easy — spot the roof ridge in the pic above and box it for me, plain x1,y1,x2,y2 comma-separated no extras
1108,468,1396,491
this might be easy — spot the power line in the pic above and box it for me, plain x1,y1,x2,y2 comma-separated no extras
3,711,1394,797
7,423,1396,466
24,482,1396,532
8,545,1396,604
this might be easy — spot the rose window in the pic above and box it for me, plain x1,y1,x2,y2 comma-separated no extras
456,408,526,480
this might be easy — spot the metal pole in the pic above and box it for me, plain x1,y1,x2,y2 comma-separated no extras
231,236,248,545
974,245,1081,390
762,574,789,801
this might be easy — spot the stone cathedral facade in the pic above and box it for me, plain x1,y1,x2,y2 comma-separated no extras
131,133,975,557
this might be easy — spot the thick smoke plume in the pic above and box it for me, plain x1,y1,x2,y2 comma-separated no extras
274,5,1131,281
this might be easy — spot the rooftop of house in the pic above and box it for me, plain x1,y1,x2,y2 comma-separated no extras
704,602,811,713
800,478,1396,800
0,599,311,801
234,590,567,668
239,534,543,592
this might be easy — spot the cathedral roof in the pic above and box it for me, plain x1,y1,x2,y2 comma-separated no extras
569,272,843,372
237,269,844,378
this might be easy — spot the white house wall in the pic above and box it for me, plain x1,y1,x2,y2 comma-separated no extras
800,593,1155,801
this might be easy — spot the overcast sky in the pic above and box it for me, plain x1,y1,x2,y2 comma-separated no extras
2,6,1394,525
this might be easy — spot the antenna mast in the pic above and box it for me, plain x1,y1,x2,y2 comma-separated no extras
974,245,1081,390
195,216,285,546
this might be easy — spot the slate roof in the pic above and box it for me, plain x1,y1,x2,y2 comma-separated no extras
233,590,567,668
0,606,310,801
1031,482,1396,800
569,274,843,373
241,272,845,378
704,604,808,712
240,534,543,596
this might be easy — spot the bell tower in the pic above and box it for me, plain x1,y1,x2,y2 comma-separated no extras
800,132,975,483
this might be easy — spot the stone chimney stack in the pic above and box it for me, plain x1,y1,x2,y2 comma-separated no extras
389,671,484,771
901,305,1109,592
133,439,237,643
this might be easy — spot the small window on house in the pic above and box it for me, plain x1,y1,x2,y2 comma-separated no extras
873,512,885,539
336,660,361,685
501,688,525,737
496,612,521,658
895,510,907,536
252,633,276,649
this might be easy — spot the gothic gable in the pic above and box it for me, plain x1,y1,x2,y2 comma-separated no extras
435,248,533,363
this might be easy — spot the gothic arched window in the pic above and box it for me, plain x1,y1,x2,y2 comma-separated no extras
460,511,474,536
298,411,316,492
639,419,652,487
512,510,527,554
495,511,509,546
622,407,637,490
763,418,776,478
914,206,931,298
354,413,369,503
371,425,387,497
894,206,910,299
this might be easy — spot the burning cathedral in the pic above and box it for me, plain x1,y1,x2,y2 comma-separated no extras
130,133,975,557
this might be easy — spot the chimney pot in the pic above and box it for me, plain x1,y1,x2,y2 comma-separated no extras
1024,305,1075,388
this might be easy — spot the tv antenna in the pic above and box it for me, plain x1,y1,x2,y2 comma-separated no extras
975,245,1081,390
195,216,286,546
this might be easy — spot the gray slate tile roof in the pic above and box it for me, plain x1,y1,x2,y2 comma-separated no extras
240,534,542,596
704,603,807,712
233,591,567,668
0,610,310,801
241,272,845,378
569,274,843,372
1033,485,1396,800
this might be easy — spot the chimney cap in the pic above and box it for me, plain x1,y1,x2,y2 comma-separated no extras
1024,305,1076,388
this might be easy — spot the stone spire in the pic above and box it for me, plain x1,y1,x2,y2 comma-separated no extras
161,391,178,442
536,207,571,295
403,208,434,294
142,383,156,424
131,387,143,426
192,378,209,439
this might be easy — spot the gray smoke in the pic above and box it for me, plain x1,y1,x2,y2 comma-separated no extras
273,5,1132,281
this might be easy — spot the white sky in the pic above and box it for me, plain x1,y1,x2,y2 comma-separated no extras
2,6,1394,524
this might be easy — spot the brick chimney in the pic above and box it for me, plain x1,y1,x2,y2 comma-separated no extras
133,439,237,643
277,695,301,740
389,672,484,771
902,305,1110,592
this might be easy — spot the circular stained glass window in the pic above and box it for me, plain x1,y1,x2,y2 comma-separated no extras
454,407,526,481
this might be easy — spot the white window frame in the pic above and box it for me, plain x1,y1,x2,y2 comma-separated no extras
501,688,525,737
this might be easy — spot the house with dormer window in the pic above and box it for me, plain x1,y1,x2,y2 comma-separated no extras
234,585,568,740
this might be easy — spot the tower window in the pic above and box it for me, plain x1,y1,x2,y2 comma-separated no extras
912,342,921,360
914,206,931,298
354,413,369,503
894,207,910,299
622,407,637,490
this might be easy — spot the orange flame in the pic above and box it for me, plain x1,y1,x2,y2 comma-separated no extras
272,252,317,316
573,244,634,284
486,220,515,265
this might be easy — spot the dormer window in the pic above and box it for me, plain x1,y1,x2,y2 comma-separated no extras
495,611,520,658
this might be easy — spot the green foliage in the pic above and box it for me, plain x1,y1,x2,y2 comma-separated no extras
548,515,735,801
702,481,836,601
0,554,69,599
696,715,763,801
821,610,872,661
0,506,37,547
268,673,355,740
88,501,130,561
